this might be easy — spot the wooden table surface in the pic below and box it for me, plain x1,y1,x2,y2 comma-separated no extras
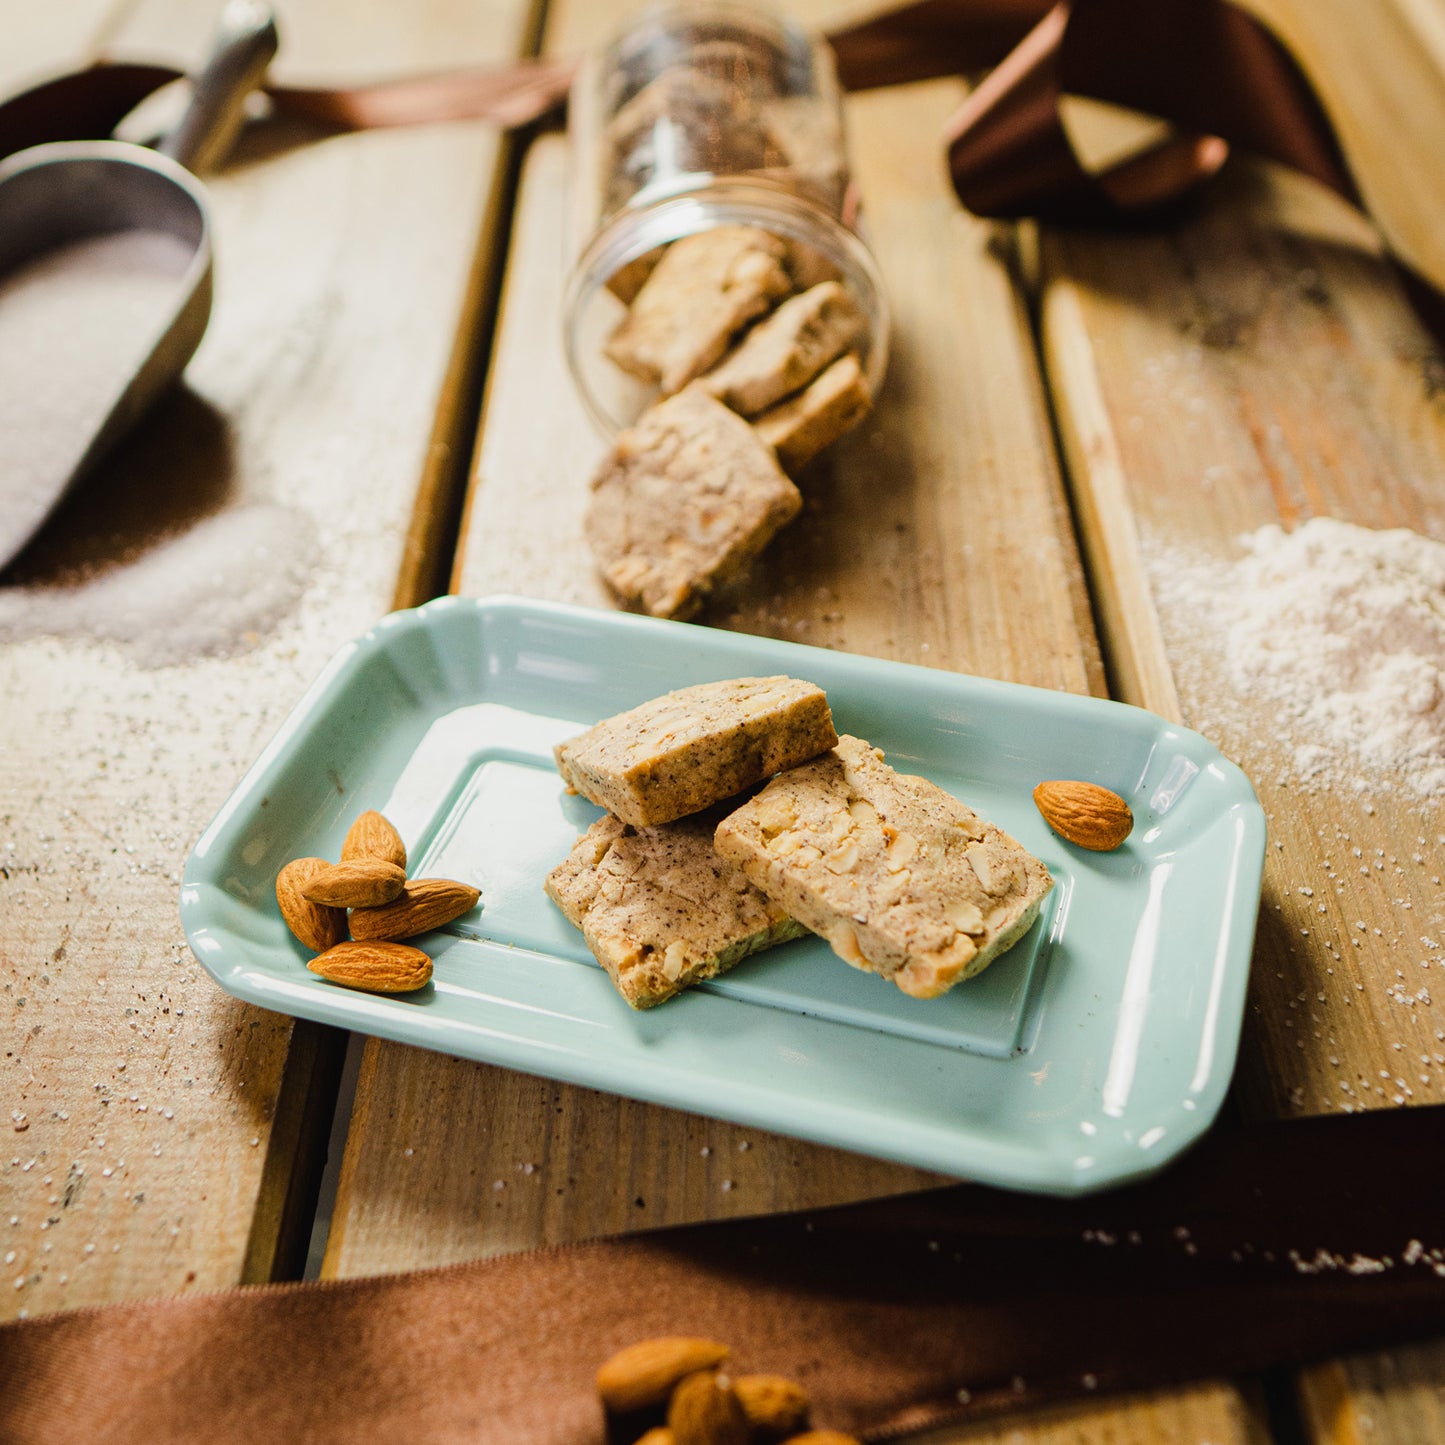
3,0,1443,1440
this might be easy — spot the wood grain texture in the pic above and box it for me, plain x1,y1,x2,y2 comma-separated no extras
1237,0,1445,296
1298,1345,1445,1445
909,1382,1271,1445
0,0,536,1320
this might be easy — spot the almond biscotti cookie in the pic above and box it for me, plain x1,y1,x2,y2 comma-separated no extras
546,811,807,1008
555,675,837,828
584,386,801,620
714,735,1053,998
702,280,864,416
753,352,871,472
604,225,793,395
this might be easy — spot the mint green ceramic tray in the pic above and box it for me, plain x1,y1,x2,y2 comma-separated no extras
180,595,1265,1196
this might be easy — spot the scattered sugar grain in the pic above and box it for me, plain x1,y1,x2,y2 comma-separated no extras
0,504,315,666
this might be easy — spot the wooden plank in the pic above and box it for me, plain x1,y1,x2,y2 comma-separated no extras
0,0,134,96
1040,163,1445,1123
1298,1345,1445,1445
323,7,1257,1436
1235,0,1445,296
0,0,537,1320
1038,3,1445,1438
909,1382,1271,1445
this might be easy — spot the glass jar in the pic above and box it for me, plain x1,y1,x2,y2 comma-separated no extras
563,0,889,437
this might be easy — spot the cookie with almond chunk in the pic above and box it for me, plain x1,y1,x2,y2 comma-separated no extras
753,352,871,472
714,735,1052,997
703,280,863,416
605,225,792,395
547,811,806,1008
585,386,801,620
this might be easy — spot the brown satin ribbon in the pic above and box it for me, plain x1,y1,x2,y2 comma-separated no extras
0,0,1370,238
2,1107,1444,1442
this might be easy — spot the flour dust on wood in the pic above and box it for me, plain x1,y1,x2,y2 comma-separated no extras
1151,517,1445,803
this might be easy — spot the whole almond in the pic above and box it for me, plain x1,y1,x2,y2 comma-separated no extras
1032,780,1133,851
635,1433,675,1445
668,1371,749,1445
597,1338,731,1414
275,857,348,952
735,1376,810,1438
301,858,407,908
351,877,481,942
307,941,432,993
342,809,407,871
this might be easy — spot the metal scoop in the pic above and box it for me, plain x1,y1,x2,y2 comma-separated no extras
0,0,279,572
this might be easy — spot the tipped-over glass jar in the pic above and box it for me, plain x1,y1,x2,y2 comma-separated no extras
563,0,889,438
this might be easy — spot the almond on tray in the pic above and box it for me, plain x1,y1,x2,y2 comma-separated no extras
308,940,432,993
275,808,479,995
350,877,480,941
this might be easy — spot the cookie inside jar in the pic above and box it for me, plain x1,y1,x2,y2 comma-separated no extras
563,0,889,446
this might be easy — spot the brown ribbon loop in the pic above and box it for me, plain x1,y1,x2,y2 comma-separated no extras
0,57,581,163
0,0,1368,231
2,1107,1445,1443
270,56,580,131
941,5,1229,218
936,0,1358,223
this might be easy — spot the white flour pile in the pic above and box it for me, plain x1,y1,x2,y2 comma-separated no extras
1153,517,1445,801
0,504,315,666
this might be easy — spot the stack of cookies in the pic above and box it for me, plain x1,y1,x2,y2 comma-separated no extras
546,677,1053,1010
586,226,875,621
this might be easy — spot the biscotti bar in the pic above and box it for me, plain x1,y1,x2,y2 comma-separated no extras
753,352,871,472
603,225,792,395
584,385,801,620
546,811,806,1008
701,280,863,416
715,735,1053,997
554,675,838,828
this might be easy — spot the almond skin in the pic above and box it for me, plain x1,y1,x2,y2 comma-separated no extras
635,1433,675,1445
300,858,407,908
350,877,480,942
597,1338,731,1414
735,1376,810,1439
275,857,348,952
341,809,407,871
1032,780,1133,851
307,941,432,993
779,1435,863,1445
668,1371,749,1445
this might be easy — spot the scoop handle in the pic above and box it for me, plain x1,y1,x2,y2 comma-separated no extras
157,0,280,173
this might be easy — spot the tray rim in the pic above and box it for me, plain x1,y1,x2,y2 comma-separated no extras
180,593,1268,1196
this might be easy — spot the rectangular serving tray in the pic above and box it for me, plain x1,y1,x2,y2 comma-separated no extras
180,595,1266,1196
